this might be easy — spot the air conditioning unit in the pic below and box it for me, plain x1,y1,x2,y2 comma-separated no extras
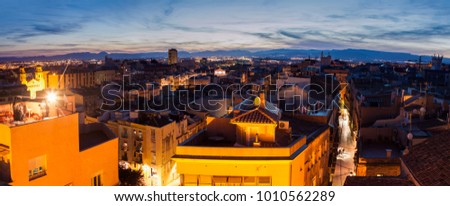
279,120,289,129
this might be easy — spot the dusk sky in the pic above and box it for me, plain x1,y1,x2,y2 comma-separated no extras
1,0,449,56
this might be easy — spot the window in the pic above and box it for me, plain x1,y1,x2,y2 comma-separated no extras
122,128,128,138
199,175,212,186
243,177,256,186
151,130,156,152
165,137,171,152
91,174,102,186
151,129,156,139
138,130,143,140
319,168,324,182
28,155,47,181
312,176,317,186
208,176,271,186
257,176,271,186
181,124,185,134
183,175,198,186
151,152,156,164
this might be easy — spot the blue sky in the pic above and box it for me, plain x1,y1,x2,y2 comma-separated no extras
0,0,449,56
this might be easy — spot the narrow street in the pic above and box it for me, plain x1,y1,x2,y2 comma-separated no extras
332,108,357,186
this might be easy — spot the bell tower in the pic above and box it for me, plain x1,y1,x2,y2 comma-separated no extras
19,66,27,84
35,65,43,80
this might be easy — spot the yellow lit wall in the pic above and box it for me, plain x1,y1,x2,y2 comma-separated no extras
235,124,276,143
0,114,119,186
174,127,330,186
106,118,188,186
75,137,119,186
47,74,60,90
177,159,292,186
8,114,79,186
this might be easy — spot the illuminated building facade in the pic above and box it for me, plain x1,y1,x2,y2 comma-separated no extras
47,69,116,90
19,65,48,99
0,99,118,186
94,111,203,186
168,48,178,65
214,67,227,77
174,93,331,186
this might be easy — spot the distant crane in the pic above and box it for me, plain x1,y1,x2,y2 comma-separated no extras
58,60,71,89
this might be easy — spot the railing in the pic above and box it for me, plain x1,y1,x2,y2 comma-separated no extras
135,135,143,141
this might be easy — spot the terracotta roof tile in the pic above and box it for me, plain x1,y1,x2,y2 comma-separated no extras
344,176,414,186
230,108,277,124
401,132,450,186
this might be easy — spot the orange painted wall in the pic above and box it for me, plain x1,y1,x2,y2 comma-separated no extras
1,113,119,186
9,114,79,186
75,138,119,186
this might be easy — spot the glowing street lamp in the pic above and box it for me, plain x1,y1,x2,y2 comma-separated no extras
407,132,413,151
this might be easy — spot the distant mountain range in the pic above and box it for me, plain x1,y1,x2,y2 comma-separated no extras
0,49,448,63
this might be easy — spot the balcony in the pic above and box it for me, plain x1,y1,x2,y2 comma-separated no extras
134,130,143,141
135,153,143,164
121,153,128,161
135,143,143,153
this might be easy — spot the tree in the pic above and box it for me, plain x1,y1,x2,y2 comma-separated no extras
119,166,145,186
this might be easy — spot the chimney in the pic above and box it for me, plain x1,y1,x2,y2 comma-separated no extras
385,149,392,158
259,92,266,108
233,110,240,117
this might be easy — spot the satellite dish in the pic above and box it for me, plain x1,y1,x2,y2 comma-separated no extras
254,97,261,106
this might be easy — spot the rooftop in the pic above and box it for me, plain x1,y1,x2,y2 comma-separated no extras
361,142,402,158
230,108,277,124
133,112,173,127
0,96,74,128
182,116,326,148
79,123,116,151
401,131,450,186
344,176,414,186
69,88,101,96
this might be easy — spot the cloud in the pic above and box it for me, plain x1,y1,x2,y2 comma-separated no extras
377,25,450,40
247,32,278,40
6,23,82,43
161,23,219,33
365,14,400,22
1,0,450,56
294,39,349,50
33,23,81,34
164,0,178,16
278,30,302,39
327,14,348,19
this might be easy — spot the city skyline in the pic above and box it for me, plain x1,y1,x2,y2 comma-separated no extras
1,0,450,57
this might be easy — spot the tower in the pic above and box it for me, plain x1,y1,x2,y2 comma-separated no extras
35,65,44,80
320,51,332,67
431,54,443,70
19,66,27,85
168,48,178,65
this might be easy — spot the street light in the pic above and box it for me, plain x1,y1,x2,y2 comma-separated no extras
407,132,413,152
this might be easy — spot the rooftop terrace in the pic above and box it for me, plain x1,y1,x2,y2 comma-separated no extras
79,123,116,151
0,101,74,128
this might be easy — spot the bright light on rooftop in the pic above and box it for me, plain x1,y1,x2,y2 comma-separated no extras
47,91,57,103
